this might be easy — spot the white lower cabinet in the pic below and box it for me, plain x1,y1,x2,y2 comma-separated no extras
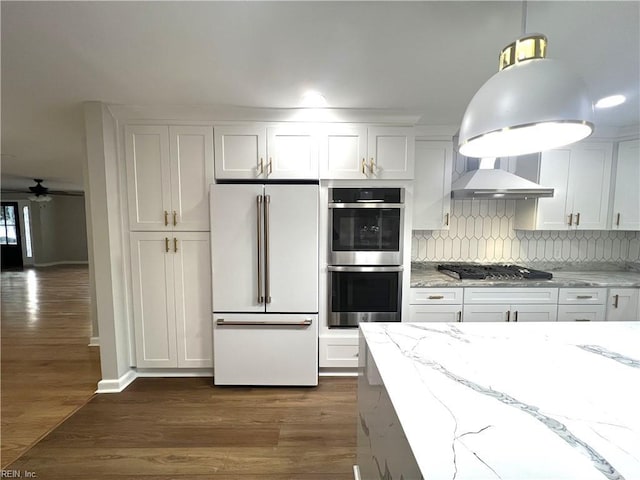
606,288,640,321
409,305,462,322
557,288,607,322
409,287,463,322
557,304,606,322
319,336,360,368
130,232,212,368
463,304,557,322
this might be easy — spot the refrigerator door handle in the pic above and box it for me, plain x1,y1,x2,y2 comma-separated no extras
216,318,313,327
264,194,272,304
256,195,264,304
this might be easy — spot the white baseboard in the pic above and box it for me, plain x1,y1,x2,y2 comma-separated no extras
135,368,213,378
34,260,89,267
319,368,358,377
95,369,137,393
88,336,100,347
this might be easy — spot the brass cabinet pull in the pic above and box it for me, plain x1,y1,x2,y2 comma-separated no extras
361,158,366,175
258,157,264,174
568,213,573,226
576,295,593,300
576,212,581,226
428,295,444,300
173,238,178,253
616,213,621,226
164,211,169,226
173,211,177,226
457,311,462,322
165,237,169,253
613,294,619,309
445,213,450,226
267,158,273,175
369,157,375,174
506,310,511,322
575,318,591,322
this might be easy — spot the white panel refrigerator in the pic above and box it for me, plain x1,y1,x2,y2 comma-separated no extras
210,183,319,385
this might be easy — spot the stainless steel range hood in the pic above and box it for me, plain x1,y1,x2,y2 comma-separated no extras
451,158,554,199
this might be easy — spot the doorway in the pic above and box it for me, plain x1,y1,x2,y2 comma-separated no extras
1,202,24,270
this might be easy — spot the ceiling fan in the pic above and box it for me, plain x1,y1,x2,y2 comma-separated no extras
1,178,84,201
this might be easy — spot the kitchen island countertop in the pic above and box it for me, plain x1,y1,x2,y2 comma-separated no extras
410,261,640,288
357,322,640,479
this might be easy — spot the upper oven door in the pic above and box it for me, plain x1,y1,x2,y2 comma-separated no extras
329,203,404,265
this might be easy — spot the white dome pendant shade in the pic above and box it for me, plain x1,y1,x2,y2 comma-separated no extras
459,34,594,158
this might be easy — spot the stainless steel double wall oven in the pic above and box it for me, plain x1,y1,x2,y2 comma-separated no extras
328,187,404,327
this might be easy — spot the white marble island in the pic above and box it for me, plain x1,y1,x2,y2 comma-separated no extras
357,322,640,480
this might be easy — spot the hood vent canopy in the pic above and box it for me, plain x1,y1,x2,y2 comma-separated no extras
451,157,553,199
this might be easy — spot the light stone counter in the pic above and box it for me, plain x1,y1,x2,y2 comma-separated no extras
357,322,640,480
410,262,640,288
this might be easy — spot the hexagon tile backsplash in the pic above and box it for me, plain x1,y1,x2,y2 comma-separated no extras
412,199,640,263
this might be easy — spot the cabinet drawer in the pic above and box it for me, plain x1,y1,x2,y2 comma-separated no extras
409,288,463,305
464,288,558,305
319,336,359,368
557,304,606,321
409,305,462,322
558,288,607,304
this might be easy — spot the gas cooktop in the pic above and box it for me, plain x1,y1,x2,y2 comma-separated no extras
437,264,553,280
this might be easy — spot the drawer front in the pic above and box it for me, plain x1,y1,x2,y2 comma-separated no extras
409,305,462,322
409,288,463,305
558,288,607,304
557,304,606,321
464,288,558,305
319,336,359,368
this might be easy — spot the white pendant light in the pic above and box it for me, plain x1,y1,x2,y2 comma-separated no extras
459,7,594,158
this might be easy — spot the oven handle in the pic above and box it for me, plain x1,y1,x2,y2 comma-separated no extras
328,265,404,273
328,202,404,209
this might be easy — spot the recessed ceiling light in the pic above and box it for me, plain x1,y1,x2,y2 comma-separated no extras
595,94,626,109
301,91,327,108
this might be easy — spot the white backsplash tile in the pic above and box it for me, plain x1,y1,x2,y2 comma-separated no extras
412,199,640,263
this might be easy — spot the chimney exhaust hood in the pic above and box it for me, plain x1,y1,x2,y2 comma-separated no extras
451,157,554,199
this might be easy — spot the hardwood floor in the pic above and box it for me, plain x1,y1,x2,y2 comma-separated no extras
1,265,101,467
2,265,358,478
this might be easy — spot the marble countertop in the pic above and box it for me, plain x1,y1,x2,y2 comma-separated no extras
411,262,640,288
360,322,640,480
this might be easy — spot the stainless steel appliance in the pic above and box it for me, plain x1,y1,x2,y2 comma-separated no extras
329,187,404,265
210,183,319,386
328,265,403,327
437,263,553,280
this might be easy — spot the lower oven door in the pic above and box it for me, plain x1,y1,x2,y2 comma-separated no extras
328,266,403,327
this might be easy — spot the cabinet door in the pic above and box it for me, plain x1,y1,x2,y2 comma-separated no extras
612,140,640,231
265,184,319,313
409,305,462,322
130,232,177,367
367,127,415,179
463,305,509,322
173,233,213,367
266,126,319,179
558,304,606,322
413,141,453,230
214,126,266,179
211,184,264,312
606,288,639,321
511,304,557,321
125,126,172,231
169,126,214,231
319,125,368,179
536,148,572,230
567,142,613,230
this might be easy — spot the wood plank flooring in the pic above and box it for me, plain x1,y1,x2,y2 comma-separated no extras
1,265,101,467
2,265,358,478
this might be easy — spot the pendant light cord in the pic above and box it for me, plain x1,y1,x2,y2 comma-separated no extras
521,0,528,35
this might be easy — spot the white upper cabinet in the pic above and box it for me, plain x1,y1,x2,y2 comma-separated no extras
514,141,613,230
320,125,415,179
412,140,453,230
611,139,640,231
126,125,213,231
214,125,318,180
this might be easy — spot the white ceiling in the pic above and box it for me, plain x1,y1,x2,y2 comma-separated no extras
2,1,639,192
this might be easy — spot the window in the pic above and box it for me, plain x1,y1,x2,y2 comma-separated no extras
0,204,18,245
23,206,33,258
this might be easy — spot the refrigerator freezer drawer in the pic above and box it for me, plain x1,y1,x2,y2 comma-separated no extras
213,313,318,386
